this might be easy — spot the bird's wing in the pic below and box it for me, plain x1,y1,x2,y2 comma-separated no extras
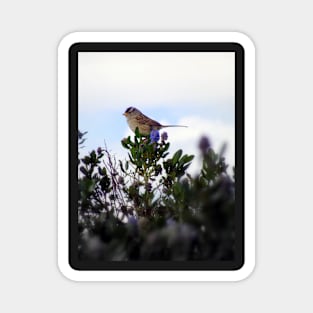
136,113,162,127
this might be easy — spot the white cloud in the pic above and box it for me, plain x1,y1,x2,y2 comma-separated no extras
161,116,234,175
78,52,235,112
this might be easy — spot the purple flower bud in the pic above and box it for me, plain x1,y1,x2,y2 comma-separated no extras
150,129,160,143
128,216,138,226
97,147,103,154
166,218,176,226
161,132,168,141
198,136,211,153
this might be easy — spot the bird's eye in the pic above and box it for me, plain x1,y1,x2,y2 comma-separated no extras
125,107,134,113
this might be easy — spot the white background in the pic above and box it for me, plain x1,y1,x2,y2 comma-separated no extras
0,0,312,312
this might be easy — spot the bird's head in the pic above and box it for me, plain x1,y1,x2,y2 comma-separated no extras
123,107,141,118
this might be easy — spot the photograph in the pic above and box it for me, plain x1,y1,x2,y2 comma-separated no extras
74,47,241,268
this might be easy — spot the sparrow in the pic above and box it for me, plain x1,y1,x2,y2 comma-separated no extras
123,107,187,136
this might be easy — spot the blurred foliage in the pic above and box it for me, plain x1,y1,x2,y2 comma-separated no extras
78,128,235,261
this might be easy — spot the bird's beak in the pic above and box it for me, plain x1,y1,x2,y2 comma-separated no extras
123,113,126,116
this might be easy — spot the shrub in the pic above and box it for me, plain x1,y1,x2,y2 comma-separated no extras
78,129,235,261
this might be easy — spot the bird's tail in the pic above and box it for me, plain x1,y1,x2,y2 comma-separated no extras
163,125,188,128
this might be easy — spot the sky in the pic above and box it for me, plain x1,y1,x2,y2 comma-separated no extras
78,52,235,175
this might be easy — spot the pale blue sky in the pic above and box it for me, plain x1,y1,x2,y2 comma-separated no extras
78,52,235,174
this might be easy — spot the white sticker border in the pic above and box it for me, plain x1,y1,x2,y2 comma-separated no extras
58,32,255,281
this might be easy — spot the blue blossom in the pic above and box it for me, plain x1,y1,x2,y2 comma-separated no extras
150,129,160,143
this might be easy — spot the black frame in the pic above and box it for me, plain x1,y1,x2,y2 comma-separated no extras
69,42,244,270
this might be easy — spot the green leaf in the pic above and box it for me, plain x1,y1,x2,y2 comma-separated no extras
81,156,91,165
135,127,141,138
98,167,106,175
100,176,110,191
121,140,128,148
184,155,194,163
130,147,136,158
85,178,96,193
80,166,88,175
172,149,183,165
119,160,125,173
128,153,134,164
182,164,191,172
179,154,194,166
